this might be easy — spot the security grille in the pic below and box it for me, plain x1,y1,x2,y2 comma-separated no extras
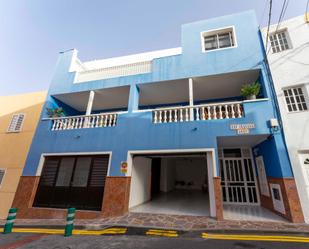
220,148,259,204
7,114,25,132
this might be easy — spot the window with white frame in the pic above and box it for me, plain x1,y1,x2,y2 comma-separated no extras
269,30,291,53
7,113,25,133
0,169,5,186
283,87,308,112
202,27,236,52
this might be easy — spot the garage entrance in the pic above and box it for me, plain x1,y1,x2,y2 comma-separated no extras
128,152,212,216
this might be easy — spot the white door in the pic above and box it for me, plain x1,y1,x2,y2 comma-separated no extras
129,157,152,208
221,158,259,204
255,156,270,197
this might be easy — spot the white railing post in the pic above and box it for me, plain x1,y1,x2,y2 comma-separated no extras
150,101,244,124
189,78,194,121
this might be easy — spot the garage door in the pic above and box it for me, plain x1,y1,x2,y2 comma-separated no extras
33,155,109,211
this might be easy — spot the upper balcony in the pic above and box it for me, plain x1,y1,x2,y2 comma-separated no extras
46,69,267,131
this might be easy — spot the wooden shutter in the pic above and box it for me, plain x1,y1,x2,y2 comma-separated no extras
89,156,109,187
39,157,60,186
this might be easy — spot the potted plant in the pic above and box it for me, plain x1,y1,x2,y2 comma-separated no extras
240,82,261,100
46,107,64,118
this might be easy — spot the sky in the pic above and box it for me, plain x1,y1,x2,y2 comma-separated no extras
0,0,308,96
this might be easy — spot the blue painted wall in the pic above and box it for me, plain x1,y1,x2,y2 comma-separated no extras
22,10,293,179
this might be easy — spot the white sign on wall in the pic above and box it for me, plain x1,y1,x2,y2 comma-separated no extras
230,123,255,134
256,156,270,197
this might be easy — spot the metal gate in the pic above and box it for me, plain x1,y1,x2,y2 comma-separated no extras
220,157,259,204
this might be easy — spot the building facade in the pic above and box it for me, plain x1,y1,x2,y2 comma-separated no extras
0,91,46,218
262,14,309,223
13,11,304,222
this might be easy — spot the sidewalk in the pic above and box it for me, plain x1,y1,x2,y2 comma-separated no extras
1,213,309,234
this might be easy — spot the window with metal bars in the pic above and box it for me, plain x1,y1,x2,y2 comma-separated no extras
269,30,291,53
0,169,5,186
33,155,110,211
202,27,235,52
7,114,25,133
283,87,308,112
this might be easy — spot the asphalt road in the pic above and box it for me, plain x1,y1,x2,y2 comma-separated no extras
1,233,309,249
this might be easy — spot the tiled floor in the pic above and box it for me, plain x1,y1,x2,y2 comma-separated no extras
130,190,210,216
223,204,287,222
130,190,285,223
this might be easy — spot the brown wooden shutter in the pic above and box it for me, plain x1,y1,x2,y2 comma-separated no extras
39,157,60,186
89,156,109,187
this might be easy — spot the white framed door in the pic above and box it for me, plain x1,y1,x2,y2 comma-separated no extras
219,148,259,205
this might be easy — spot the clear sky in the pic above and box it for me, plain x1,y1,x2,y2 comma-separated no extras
0,0,308,95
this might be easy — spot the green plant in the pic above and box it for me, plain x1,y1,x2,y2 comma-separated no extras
240,82,261,97
46,107,64,118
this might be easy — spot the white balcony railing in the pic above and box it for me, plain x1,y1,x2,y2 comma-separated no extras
51,113,118,131
153,102,243,124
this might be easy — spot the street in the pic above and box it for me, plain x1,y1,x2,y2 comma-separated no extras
1,233,309,249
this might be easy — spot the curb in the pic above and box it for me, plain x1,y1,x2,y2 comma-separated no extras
3,225,309,237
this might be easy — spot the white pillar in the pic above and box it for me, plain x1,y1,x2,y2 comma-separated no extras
86,90,95,115
207,151,217,218
189,78,194,121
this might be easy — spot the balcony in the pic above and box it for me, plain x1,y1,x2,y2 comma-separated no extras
153,101,243,124
47,69,263,130
51,112,118,131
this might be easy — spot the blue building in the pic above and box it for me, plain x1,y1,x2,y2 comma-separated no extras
13,11,304,223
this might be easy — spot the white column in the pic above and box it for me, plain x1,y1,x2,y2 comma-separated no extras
86,90,95,115
207,151,218,218
189,78,194,121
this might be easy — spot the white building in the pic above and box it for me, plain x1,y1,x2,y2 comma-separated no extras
262,14,309,223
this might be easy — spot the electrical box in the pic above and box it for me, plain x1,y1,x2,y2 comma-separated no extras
269,118,279,128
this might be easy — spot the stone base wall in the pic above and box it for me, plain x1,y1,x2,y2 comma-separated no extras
12,176,131,219
260,177,304,223
213,177,224,221
102,177,131,217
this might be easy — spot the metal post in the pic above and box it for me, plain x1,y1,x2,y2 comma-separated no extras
3,208,17,234
64,207,76,237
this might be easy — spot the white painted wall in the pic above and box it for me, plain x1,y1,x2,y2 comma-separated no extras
129,157,152,208
262,15,309,223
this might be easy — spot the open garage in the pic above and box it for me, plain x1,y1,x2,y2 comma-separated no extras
128,152,213,216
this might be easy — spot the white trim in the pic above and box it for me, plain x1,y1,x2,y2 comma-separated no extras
282,85,309,113
200,26,238,53
0,168,6,187
126,148,217,218
35,151,113,177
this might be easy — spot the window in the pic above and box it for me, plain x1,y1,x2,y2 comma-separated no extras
202,27,236,52
7,114,25,133
269,30,290,53
283,87,308,112
0,169,5,186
